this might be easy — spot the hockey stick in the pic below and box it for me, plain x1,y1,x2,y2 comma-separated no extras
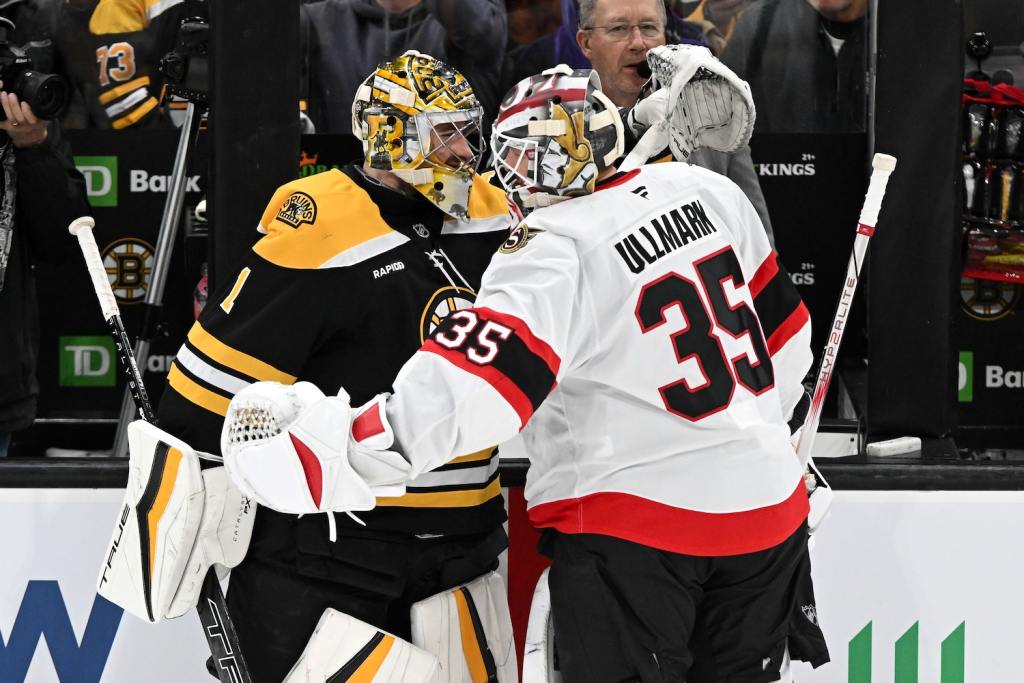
795,153,897,469
69,216,253,683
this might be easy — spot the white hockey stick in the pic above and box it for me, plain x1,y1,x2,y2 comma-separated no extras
795,154,897,469
69,216,253,683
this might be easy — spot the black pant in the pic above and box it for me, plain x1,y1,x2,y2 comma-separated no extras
542,523,829,683
222,523,506,683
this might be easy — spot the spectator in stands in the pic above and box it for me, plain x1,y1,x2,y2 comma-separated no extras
0,84,90,455
574,0,775,243
503,0,715,95
54,0,184,129
301,0,506,135
721,0,868,133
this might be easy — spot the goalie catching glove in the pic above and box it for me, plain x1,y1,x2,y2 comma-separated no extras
221,381,411,516
621,44,755,170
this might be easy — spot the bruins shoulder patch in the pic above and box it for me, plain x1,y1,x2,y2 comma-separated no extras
499,224,544,254
277,191,318,228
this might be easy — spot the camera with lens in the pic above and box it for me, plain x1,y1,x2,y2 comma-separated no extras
0,17,69,121
159,0,209,106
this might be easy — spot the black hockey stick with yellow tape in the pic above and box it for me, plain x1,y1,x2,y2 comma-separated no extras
70,215,253,683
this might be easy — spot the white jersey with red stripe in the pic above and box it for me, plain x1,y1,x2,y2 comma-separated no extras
383,162,813,556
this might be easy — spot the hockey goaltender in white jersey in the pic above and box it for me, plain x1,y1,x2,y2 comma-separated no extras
385,160,813,555
222,53,828,681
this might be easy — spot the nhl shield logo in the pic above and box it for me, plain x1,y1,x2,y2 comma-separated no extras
277,191,318,228
499,224,543,254
801,604,818,625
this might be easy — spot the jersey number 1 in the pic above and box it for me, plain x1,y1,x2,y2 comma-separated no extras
635,247,773,421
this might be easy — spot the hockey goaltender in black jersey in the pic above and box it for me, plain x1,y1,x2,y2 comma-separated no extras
156,163,512,680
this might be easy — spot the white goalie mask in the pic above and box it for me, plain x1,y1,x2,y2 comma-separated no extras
490,65,624,214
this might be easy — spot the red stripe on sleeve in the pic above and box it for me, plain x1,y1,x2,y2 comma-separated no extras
766,301,810,355
473,307,561,377
421,340,535,429
749,252,780,298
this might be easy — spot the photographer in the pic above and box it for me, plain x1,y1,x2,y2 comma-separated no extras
0,80,89,455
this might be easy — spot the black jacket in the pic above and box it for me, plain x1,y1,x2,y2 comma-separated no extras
721,0,867,134
0,122,90,431
301,0,507,134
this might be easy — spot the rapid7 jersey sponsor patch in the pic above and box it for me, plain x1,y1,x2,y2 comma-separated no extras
422,307,560,428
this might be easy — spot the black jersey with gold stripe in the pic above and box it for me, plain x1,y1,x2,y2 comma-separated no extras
55,0,181,129
157,164,512,539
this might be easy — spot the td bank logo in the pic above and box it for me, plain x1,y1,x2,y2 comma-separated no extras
848,621,965,683
74,156,118,207
60,336,116,387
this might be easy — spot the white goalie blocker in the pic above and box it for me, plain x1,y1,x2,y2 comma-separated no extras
96,420,255,622
285,571,516,682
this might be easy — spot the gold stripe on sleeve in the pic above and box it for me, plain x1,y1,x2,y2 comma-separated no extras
375,477,501,509
187,322,297,383
99,76,151,104
112,97,158,129
447,448,496,465
167,364,231,416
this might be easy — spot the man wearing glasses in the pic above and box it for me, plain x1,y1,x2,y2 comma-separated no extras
577,0,776,245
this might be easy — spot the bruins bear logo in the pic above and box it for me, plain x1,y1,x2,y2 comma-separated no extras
276,191,318,228
420,286,476,343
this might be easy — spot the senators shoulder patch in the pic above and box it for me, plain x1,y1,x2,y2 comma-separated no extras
499,224,544,254
277,191,318,228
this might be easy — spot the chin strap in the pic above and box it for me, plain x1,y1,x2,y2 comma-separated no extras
521,192,572,210
391,167,435,185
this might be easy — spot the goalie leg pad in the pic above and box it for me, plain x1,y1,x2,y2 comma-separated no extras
522,567,561,683
97,420,206,623
410,571,517,683
165,465,256,618
283,608,439,683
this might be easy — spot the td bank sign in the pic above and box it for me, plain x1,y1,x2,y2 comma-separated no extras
59,336,116,387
